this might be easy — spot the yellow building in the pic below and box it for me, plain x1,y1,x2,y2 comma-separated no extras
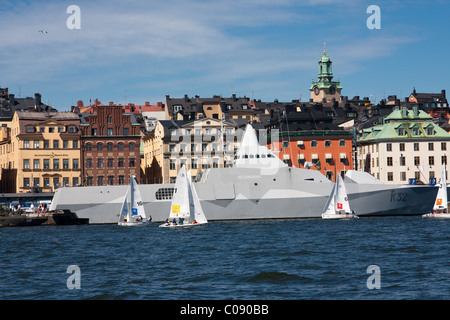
142,117,244,184
0,111,81,193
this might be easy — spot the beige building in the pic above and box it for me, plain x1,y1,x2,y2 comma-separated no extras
0,111,81,193
142,117,244,184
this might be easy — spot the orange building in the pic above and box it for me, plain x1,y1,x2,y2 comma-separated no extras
269,131,353,182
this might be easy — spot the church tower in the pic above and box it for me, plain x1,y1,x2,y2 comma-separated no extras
310,43,342,103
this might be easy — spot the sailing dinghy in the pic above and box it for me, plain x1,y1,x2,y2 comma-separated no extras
423,164,450,219
322,174,358,219
160,166,208,228
118,175,149,226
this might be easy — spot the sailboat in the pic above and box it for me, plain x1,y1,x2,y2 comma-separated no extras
422,164,450,219
118,175,149,226
322,173,358,219
159,166,208,228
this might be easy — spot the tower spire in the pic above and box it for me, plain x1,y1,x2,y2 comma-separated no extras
323,42,326,55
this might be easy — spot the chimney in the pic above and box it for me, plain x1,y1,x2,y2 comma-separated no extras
109,102,114,106
77,100,84,108
34,93,41,106
145,101,150,106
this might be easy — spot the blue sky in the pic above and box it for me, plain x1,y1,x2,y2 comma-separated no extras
1,0,449,111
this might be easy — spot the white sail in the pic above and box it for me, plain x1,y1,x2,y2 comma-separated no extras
322,182,337,216
169,166,190,220
130,175,146,219
188,170,208,224
118,190,130,222
433,164,447,210
335,174,351,214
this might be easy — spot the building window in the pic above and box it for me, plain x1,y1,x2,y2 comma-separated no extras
86,143,92,151
107,115,112,124
123,128,129,136
44,178,50,187
63,177,69,187
73,177,79,186
441,142,447,151
400,172,406,181
387,172,393,181
442,155,447,165
26,126,34,133
23,159,30,169
325,140,331,147
386,143,392,152
118,142,124,151
118,158,124,167
399,143,405,152
86,176,92,186
73,140,78,149
86,158,92,168
33,159,40,169
53,140,59,149
414,143,419,151
40,127,45,133
44,159,50,169
129,142,135,151
282,141,289,149
34,178,40,187
98,158,103,168
34,140,40,148
107,128,113,136
129,158,135,167
170,159,176,170
191,158,198,169
429,156,434,166
63,140,69,149
387,157,393,166
73,159,79,169
107,176,114,185
414,156,420,166
118,175,125,185
427,127,434,135
107,143,113,151
97,143,102,151
107,158,114,167
24,140,30,149
428,143,434,151
98,176,104,186
400,155,406,166
311,140,317,148
63,159,69,169
23,178,30,187
339,140,346,147
53,159,60,169
53,177,60,188
92,128,97,136
49,127,54,133
44,140,49,149
69,126,77,133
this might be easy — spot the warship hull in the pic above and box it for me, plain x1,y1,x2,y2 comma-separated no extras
50,166,439,224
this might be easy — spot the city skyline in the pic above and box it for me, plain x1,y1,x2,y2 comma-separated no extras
1,0,449,111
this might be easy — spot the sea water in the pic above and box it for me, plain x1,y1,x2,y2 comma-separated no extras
0,216,448,300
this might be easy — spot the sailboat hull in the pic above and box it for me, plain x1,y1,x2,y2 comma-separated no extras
322,213,359,220
422,213,450,219
118,221,149,226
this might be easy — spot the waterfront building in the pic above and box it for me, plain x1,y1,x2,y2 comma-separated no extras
165,94,256,122
142,117,245,184
78,104,141,186
266,104,353,182
357,105,450,184
0,111,81,193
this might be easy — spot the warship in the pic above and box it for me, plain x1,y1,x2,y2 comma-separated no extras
50,124,438,223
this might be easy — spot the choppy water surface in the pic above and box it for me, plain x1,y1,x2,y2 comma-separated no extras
0,216,448,300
